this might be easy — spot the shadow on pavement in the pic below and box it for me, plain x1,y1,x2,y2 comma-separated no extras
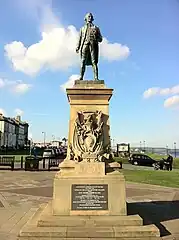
128,200,179,237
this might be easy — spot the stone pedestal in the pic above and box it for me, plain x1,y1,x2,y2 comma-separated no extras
65,80,113,162
53,162,127,216
18,81,161,239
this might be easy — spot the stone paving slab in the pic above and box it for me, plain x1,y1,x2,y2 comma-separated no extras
0,171,178,239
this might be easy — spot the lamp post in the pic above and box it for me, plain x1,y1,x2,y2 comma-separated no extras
140,141,142,151
42,132,46,147
143,141,146,152
30,138,33,155
174,142,176,158
166,145,168,155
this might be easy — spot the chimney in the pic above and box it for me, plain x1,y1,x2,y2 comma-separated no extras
16,115,21,121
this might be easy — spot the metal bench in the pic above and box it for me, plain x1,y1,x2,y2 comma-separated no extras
0,156,15,170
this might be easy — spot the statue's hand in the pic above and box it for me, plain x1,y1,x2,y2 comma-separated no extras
76,47,79,53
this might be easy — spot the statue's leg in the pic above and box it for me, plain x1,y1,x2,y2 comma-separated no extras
79,44,88,80
79,61,85,80
90,43,99,80
92,63,98,81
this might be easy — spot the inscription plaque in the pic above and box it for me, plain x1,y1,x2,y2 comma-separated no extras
71,184,108,210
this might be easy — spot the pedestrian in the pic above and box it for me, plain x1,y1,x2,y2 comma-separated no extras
159,159,164,170
166,154,173,171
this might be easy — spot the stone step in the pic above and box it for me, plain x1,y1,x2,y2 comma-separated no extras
18,225,160,239
17,204,46,237
10,207,38,234
17,204,160,239
0,208,30,233
18,238,160,240
38,214,143,227
38,202,143,227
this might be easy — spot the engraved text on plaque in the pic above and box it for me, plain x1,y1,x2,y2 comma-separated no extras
71,184,108,210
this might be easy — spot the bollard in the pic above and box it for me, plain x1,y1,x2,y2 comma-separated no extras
43,158,45,169
21,156,23,169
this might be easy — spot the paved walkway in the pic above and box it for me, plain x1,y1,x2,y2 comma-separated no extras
0,171,178,239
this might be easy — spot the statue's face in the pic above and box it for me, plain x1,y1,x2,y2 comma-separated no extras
86,13,93,23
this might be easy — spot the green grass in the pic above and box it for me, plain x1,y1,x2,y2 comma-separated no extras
114,157,129,164
121,169,179,188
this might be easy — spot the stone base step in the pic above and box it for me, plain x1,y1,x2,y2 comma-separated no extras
38,215,143,227
17,203,161,239
19,225,160,239
18,238,160,240
38,202,143,227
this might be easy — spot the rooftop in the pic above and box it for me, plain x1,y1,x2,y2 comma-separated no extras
0,114,28,126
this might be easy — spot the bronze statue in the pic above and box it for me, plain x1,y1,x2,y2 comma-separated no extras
76,13,103,81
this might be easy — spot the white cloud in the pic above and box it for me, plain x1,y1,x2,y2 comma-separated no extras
143,85,179,98
5,26,79,75
12,82,32,94
144,84,179,109
0,77,32,94
4,5,130,76
0,108,6,116
60,74,80,92
164,95,179,108
143,87,160,98
100,38,130,61
14,108,24,116
0,78,5,88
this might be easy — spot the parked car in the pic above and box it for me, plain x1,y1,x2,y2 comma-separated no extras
128,153,156,166
42,148,56,158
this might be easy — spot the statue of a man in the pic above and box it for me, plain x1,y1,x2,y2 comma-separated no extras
76,13,103,81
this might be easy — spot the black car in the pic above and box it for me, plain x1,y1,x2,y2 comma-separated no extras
128,153,156,166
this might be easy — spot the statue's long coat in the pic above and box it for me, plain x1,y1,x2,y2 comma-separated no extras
76,24,102,66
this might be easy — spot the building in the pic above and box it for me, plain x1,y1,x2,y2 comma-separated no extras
0,114,29,149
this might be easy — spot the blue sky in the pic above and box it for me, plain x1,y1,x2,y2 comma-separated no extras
0,0,179,148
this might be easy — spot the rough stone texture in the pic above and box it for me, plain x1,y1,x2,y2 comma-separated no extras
53,170,127,216
17,202,160,239
65,80,113,161
38,201,143,227
74,80,105,87
75,162,105,176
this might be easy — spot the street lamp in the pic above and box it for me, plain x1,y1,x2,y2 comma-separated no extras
166,145,168,155
140,141,142,151
42,132,46,147
143,141,146,152
30,138,33,155
174,142,176,158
